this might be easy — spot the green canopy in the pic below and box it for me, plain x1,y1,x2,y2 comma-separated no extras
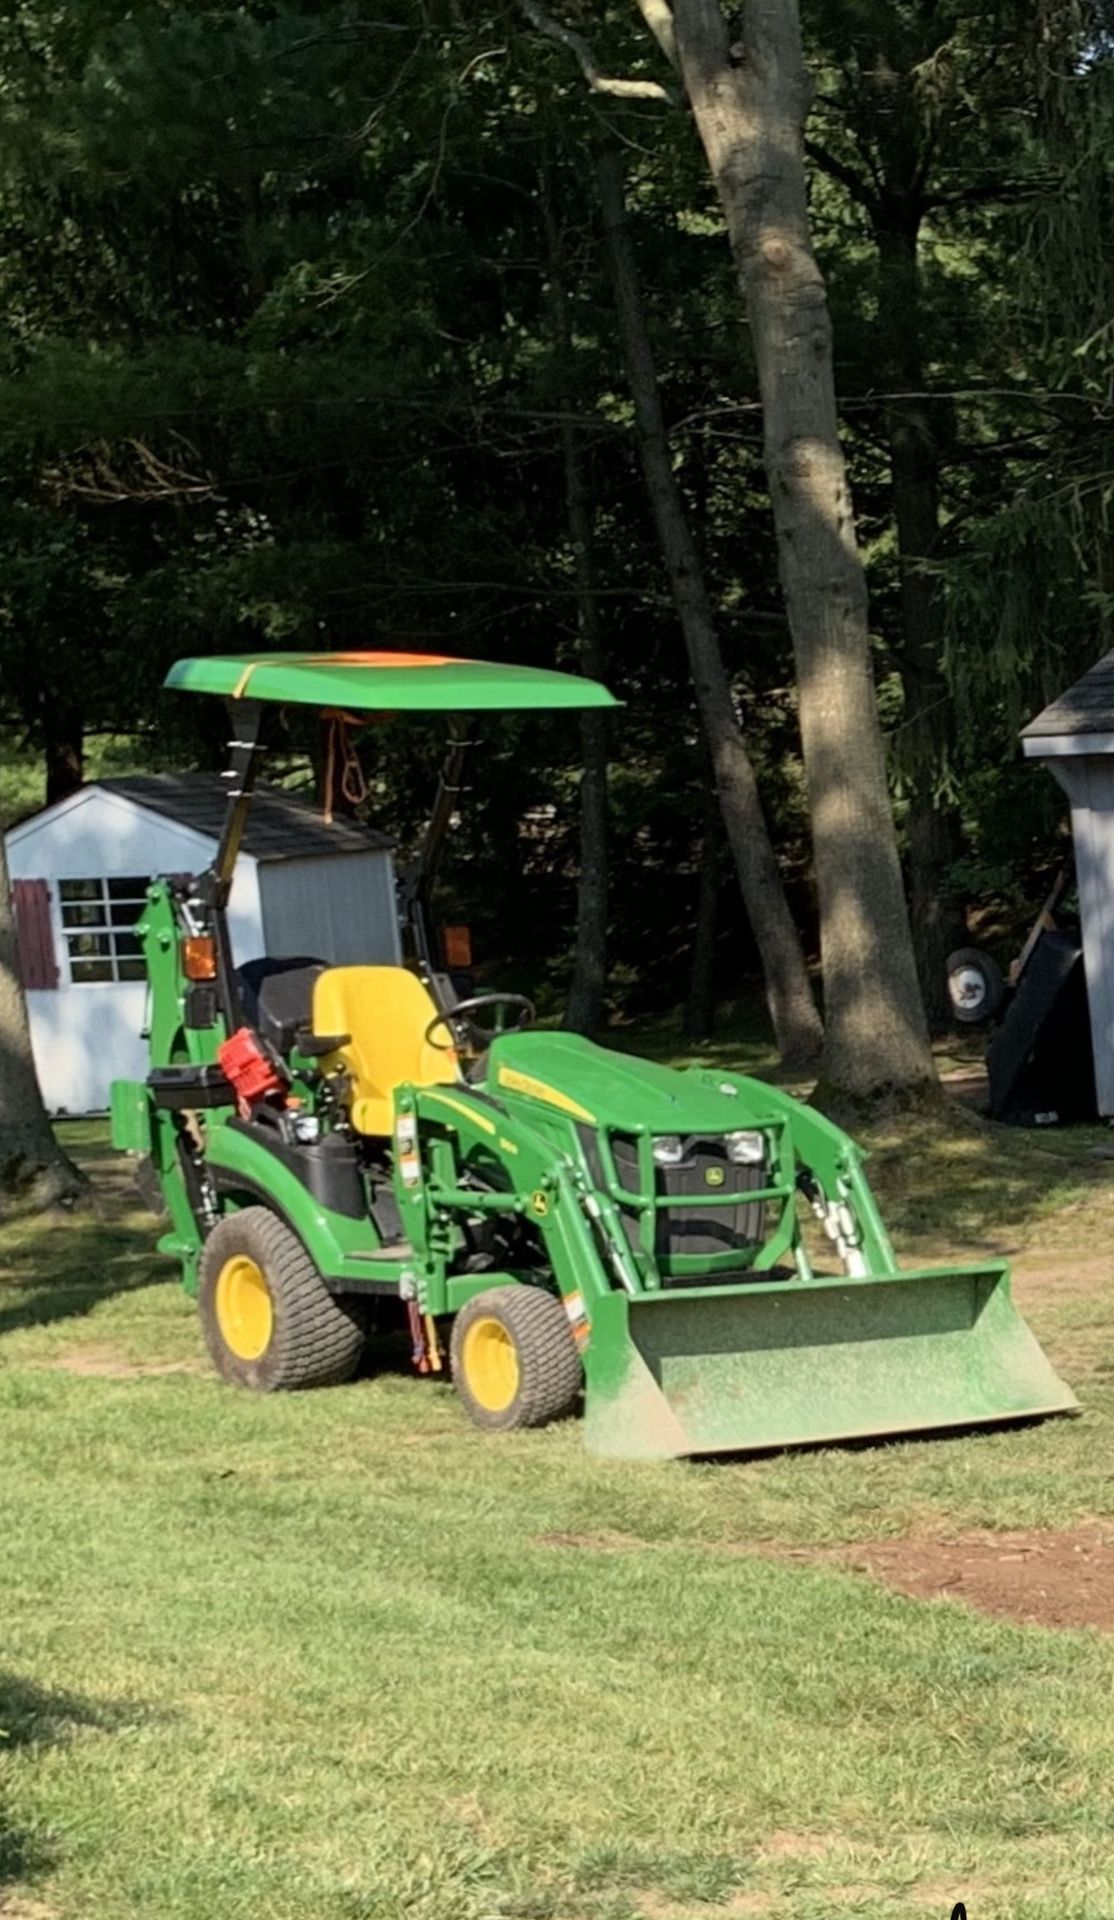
164,651,617,712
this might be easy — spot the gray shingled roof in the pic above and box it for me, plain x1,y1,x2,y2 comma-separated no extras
1022,650,1114,740
99,774,393,861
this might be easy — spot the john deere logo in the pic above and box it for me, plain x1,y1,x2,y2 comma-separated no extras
705,1165,725,1188
530,1190,550,1218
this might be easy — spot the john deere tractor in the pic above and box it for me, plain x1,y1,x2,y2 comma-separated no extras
110,651,1076,1458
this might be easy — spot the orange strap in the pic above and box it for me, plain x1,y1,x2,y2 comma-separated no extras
321,709,368,824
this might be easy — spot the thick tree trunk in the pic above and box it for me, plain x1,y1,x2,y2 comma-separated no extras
597,144,822,1070
684,795,721,1041
562,438,610,1033
0,838,88,1210
875,215,964,1034
545,191,611,1035
565,672,610,1032
671,0,936,1102
43,696,84,807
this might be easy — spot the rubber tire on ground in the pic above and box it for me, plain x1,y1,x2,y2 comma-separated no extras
945,946,1006,1026
450,1284,582,1433
198,1206,364,1391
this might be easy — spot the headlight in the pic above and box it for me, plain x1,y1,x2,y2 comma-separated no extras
725,1130,764,1165
652,1134,685,1166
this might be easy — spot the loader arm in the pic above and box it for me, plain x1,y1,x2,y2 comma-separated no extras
386,1043,1077,1460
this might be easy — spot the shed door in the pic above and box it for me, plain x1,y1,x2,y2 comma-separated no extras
30,874,152,1114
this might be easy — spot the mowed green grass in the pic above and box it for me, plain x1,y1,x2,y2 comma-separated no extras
3,1115,1114,1919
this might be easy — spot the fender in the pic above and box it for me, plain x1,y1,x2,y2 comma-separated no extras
204,1121,395,1288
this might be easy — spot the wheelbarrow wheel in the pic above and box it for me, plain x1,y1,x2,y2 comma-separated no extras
451,1284,582,1432
199,1206,364,1391
946,946,1006,1025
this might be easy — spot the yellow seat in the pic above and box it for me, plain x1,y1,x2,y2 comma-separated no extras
313,966,459,1135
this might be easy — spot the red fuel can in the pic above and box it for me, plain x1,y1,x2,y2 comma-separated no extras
218,1027,286,1115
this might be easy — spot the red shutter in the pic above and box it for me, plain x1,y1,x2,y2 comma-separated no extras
12,879,59,990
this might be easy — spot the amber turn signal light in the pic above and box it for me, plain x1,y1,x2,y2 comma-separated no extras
441,924,473,968
182,936,218,981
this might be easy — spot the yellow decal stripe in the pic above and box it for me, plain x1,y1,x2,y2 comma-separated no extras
423,1090,497,1136
497,1067,596,1125
232,661,258,698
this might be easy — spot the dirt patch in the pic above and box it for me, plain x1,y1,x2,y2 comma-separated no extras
754,1831,834,1862
45,1345,200,1380
543,1521,1114,1631
636,1893,771,1919
940,1065,989,1109
536,1529,643,1553
838,1523,1114,1631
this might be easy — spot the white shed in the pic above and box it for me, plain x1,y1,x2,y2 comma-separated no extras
6,773,401,1115
1023,648,1114,1116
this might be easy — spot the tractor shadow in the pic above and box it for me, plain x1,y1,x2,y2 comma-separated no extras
0,1671,158,1893
357,1307,424,1379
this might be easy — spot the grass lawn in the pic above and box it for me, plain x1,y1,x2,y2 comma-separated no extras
3,1073,1114,1920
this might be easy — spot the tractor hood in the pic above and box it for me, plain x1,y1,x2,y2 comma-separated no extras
486,1032,769,1133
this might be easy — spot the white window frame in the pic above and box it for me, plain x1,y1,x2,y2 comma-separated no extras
58,877,149,986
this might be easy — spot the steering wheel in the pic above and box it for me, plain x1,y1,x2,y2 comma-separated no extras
425,993,537,1055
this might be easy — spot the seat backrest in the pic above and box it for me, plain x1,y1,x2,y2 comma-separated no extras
313,966,459,1135
238,957,326,1055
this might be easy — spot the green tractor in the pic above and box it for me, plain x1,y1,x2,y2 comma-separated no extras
110,651,1076,1458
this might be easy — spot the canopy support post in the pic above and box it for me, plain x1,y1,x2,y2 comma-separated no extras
194,699,265,1031
398,723,474,984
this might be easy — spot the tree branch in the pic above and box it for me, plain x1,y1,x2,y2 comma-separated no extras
803,138,880,216
518,0,677,102
633,0,679,74
924,176,1055,212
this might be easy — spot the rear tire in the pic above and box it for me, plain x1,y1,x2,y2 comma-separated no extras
451,1284,582,1432
199,1207,364,1391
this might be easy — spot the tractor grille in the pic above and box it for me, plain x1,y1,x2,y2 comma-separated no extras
605,1132,769,1262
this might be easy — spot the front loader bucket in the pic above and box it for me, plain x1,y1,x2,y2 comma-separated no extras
582,1266,1078,1461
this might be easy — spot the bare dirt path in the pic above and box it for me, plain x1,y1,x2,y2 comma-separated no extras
833,1524,1114,1632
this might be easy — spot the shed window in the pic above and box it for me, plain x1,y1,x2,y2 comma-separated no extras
59,877,149,983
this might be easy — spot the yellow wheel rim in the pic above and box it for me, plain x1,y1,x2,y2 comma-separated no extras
461,1315,520,1413
215,1254,274,1361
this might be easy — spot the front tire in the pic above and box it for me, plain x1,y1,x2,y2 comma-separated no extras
451,1284,582,1432
199,1207,364,1391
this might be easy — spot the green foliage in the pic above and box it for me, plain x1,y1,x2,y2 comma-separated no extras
0,0,1109,1006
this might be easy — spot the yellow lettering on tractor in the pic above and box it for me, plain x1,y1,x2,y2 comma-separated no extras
497,1066,596,1125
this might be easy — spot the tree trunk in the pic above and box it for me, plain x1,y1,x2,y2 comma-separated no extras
0,838,88,1210
875,213,964,1034
43,694,84,807
597,144,822,1070
544,187,610,1035
684,793,721,1041
671,0,936,1103
561,427,610,1033
564,658,610,1032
